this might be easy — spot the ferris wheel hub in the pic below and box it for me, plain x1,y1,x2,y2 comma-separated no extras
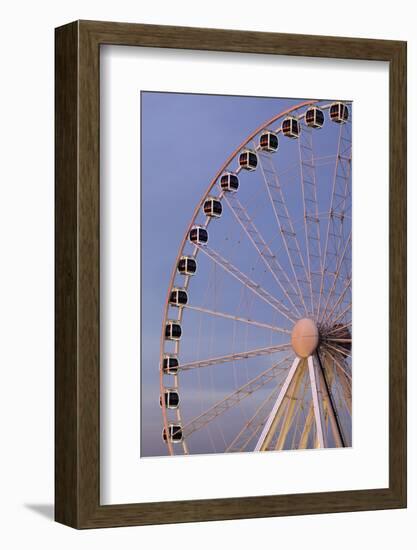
291,318,319,358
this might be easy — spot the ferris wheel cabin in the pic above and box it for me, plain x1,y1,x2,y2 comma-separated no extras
203,196,223,218
160,389,180,409
189,225,208,245
177,255,197,276
220,172,239,192
169,287,188,307
165,320,182,341
259,131,279,152
162,354,179,375
330,102,349,123
239,149,258,170
305,107,325,129
282,116,300,138
162,424,183,443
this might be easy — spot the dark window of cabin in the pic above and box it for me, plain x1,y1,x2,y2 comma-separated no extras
178,291,187,304
270,134,278,148
316,110,324,124
230,175,238,188
260,134,269,147
291,120,298,133
163,357,173,369
168,392,179,407
212,202,222,215
171,426,182,441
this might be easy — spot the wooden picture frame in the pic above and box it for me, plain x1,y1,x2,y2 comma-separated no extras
55,20,407,528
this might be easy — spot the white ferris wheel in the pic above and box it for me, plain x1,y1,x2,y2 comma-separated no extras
159,99,352,456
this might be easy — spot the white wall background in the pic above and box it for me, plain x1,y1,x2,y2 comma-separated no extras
0,0,414,547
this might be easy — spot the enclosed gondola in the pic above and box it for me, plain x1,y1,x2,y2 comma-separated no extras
162,354,179,375
177,255,197,276
162,424,183,443
239,149,258,170
329,102,349,124
189,225,208,245
259,131,279,152
165,320,182,341
169,287,188,307
305,107,324,129
160,389,180,409
282,116,300,138
203,196,222,218
220,172,239,192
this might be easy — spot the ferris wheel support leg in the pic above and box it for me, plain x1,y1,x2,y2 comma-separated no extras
315,352,345,447
299,404,314,448
307,355,325,449
254,356,301,451
274,364,305,450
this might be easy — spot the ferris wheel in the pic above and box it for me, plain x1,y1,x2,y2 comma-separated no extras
159,99,352,456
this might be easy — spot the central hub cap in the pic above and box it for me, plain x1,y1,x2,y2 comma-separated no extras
291,318,319,358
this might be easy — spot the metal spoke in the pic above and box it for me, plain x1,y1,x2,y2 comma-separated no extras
307,355,325,448
321,274,352,325
182,355,293,438
257,150,311,316
317,121,352,320
290,375,309,449
324,348,352,382
312,354,345,447
298,121,322,317
328,299,352,326
325,352,352,421
183,304,290,334
196,245,297,323
224,193,303,316
274,362,307,450
225,385,281,452
179,343,291,371
326,342,351,358
317,351,347,446
299,404,314,449
325,321,352,336
254,356,301,451
319,231,352,322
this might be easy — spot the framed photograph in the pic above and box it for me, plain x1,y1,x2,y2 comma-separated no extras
55,20,406,528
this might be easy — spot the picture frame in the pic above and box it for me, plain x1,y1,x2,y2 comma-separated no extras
55,20,407,528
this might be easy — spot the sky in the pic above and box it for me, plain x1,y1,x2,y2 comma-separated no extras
140,91,351,457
